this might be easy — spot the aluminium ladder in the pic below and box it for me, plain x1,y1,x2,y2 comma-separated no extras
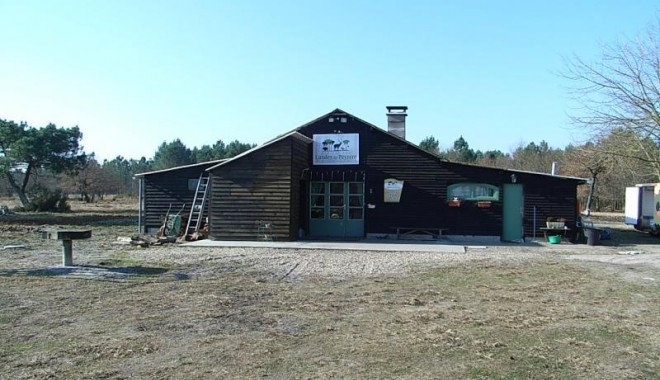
185,173,210,239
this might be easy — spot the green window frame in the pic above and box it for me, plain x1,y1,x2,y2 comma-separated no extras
310,182,326,219
348,182,364,220
447,183,499,201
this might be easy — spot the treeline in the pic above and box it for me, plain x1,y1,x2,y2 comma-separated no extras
63,139,256,201
5,20,660,212
419,129,658,211
1,117,656,212
0,118,255,205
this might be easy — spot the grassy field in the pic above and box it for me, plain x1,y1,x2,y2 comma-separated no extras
1,198,659,379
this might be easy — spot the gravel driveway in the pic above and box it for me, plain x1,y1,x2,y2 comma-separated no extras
2,222,659,282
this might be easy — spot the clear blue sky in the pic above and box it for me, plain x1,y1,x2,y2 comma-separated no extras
2,1,658,161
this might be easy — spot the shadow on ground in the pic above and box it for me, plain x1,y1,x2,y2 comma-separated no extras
0,264,190,281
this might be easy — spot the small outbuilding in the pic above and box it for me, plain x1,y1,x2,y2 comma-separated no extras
135,160,224,234
137,108,587,242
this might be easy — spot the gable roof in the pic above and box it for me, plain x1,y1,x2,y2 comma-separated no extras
295,109,588,184
143,109,587,184
206,131,313,171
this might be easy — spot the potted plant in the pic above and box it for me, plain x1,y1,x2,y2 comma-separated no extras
447,197,462,207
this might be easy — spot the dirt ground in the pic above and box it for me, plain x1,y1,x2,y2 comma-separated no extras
1,199,659,379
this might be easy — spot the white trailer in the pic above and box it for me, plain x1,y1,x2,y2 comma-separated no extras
624,183,660,235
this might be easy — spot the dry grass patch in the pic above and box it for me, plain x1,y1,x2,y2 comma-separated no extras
2,258,659,379
1,203,659,378
0,196,137,227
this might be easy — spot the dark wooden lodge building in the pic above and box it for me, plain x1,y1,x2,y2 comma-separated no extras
136,108,586,242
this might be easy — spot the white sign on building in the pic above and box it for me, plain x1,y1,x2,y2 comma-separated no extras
312,134,359,165
384,178,404,203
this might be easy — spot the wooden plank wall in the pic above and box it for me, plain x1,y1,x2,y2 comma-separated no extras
363,134,507,236
208,137,308,241
289,137,312,238
522,179,580,237
140,111,581,241
298,114,583,238
142,165,213,232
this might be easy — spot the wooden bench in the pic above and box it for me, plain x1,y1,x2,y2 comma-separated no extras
42,229,92,266
392,227,448,240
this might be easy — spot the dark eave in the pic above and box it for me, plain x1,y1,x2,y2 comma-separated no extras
206,131,313,171
134,159,227,177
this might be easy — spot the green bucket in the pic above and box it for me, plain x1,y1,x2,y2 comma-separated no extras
547,235,562,244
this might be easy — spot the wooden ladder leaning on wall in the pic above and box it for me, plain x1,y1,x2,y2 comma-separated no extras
185,172,210,240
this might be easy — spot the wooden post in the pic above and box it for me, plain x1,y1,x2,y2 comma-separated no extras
62,239,73,266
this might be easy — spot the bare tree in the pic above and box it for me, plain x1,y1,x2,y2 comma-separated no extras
564,21,660,180
564,131,655,212
61,157,121,202
578,146,606,212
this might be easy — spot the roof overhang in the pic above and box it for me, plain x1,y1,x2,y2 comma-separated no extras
206,131,312,171
134,159,226,177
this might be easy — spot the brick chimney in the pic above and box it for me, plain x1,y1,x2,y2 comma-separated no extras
386,106,407,139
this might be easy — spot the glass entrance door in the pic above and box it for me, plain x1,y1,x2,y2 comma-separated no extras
309,181,364,238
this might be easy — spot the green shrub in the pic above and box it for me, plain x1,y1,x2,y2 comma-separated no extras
26,186,71,212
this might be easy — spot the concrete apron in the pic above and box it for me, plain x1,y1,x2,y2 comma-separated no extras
183,240,467,253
